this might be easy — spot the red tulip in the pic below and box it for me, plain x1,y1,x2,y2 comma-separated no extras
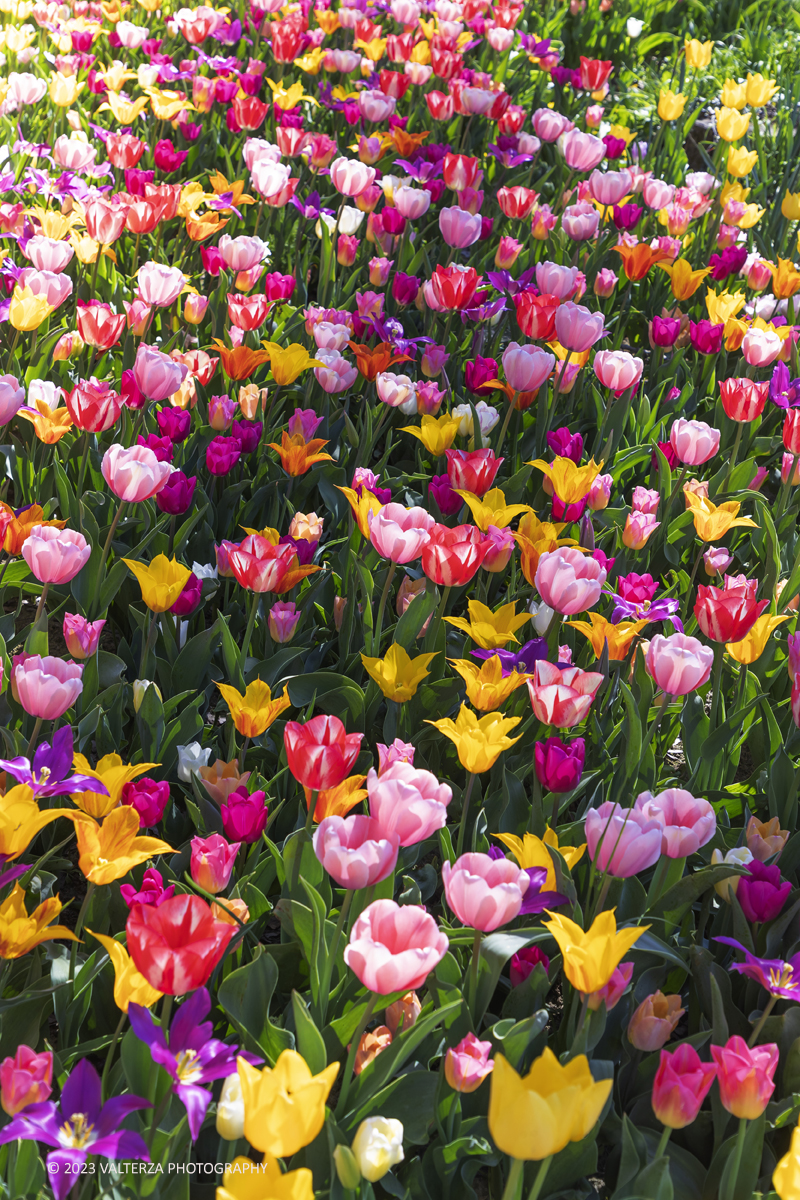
421,523,489,586
442,153,481,191
76,301,126,350
429,265,481,310
579,56,613,90
126,893,234,995
497,187,539,219
719,378,768,423
232,94,268,130
284,714,363,791
514,291,559,340
228,535,300,593
426,91,454,121
693,582,769,643
445,447,503,496
784,409,800,454
227,293,271,331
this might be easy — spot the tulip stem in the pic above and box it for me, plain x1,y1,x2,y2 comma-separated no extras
318,889,353,1024
681,545,706,620
372,561,396,656
707,640,726,739
495,394,517,455
100,1010,127,1102
638,691,670,771
91,499,127,619
33,582,49,629
26,717,43,758
526,1155,553,1200
240,589,260,676
655,1126,671,1159
69,882,95,984
468,927,482,1017
335,992,378,1118
723,1118,748,1200
425,585,452,654
456,773,477,858
501,1158,524,1200
748,993,777,1047
722,423,744,494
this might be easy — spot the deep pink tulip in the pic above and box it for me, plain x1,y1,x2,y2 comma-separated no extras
367,761,452,846
444,1033,494,1093
0,1046,53,1116
343,899,449,994
635,788,716,857
737,860,792,923
14,655,83,720
21,526,90,585
584,801,663,877
190,833,240,895
376,739,415,774
313,814,399,889
63,614,105,659
710,1037,778,1119
645,633,714,696
652,1044,717,1128
535,547,606,614
443,852,529,932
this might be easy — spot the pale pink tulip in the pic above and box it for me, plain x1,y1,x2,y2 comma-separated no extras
367,761,452,846
532,108,574,142
593,350,643,391
557,128,606,171
588,168,632,206
21,526,90,585
393,186,431,220
584,801,663,877
330,157,376,197
137,263,186,308
535,261,580,300
376,372,417,410
133,344,188,402
217,235,267,272
24,236,74,273
314,350,358,394
535,547,606,614
313,815,399,889
439,207,482,248
669,418,720,466
14,655,83,720
344,899,449,993
368,503,434,562
442,852,529,932
501,343,555,392
741,328,783,367
645,633,714,695
101,444,174,502
554,302,606,352
632,486,660,514
636,788,716,857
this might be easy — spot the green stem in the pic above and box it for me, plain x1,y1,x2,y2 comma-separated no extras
655,1125,672,1159
527,1156,553,1200
371,561,396,656
335,992,378,1118
468,927,482,1017
289,795,316,893
318,889,353,1024
707,641,725,737
76,431,91,497
101,1010,127,1101
501,1159,524,1200
90,499,127,618
425,584,452,653
721,422,744,493
456,773,477,858
495,394,517,454
26,717,43,758
722,1118,748,1200
69,882,96,983
239,588,260,672
748,993,777,1047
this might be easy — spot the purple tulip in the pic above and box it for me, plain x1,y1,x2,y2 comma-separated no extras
534,737,586,793
737,861,792,923
546,426,583,463
120,867,174,910
0,1059,150,1199
156,470,197,516
464,355,499,396
510,945,550,988
651,316,681,347
170,571,203,617
518,865,569,916
231,418,263,454
157,407,191,442
709,245,748,281
221,787,268,843
0,726,106,799
612,203,642,230
429,473,462,516
392,272,420,307
717,937,800,1000
137,433,173,463
473,639,548,677
689,320,724,355
121,778,171,828
206,434,241,475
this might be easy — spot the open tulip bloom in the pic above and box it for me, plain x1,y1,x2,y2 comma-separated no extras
0,3,799,1200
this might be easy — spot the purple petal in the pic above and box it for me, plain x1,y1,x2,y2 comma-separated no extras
127,1003,165,1052
60,1060,102,1122
47,1151,87,1200
175,1084,212,1141
0,863,29,889
0,1104,61,1147
519,889,570,916
168,988,211,1052
91,1130,150,1160
96,1094,151,1138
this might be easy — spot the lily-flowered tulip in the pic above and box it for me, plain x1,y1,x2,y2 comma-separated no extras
76,806,173,886
0,884,80,959
216,680,291,737
361,644,436,701
88,930,163,1012
445,600,531,649
543,909,648,994
427,704,522,773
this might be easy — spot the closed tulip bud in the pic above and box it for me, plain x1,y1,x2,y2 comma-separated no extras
333,1145,362,1189
0,1046,53,1116
189,833,240,894
711,846,754,901
704,546,733,576
269,601,302,643
445,1033,495,1093
628,992,684,1051
652,1044,717,1128
63,613,105,659
623,511,660,549
385,992,421,1036
183,293,209,324
353,1026,393,1075
132,679,162,714
593,268,618,297
216,1073,244,1140
746,815,789,862
351,1117,405,1183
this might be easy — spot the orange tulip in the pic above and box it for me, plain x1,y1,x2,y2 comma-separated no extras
349,340,412,381
211,340,272,381
613,243,668,282
268,431,334,476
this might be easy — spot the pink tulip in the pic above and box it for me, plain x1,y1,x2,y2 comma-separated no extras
217,234,267,273
443,852,529,932
643,178,675,209
669,417,721,466
63,613,106,659
343,898,449,993
439,206,483,248
313,323,352,352
25,236,74,274
532,108,574,141
527,661,604,728
394,186,431,220
554,302,606,352
535,547,606,615
623,511,660,549
562,201,600,241
102,444,174,502
593,268,618,298
558,128,606,171
18,269,72,311
376,372,417,410
14,655,83,720
636,788,716,857
359,88,396,123
330,157,376,197
593,350,643,391
53,136,96,173
535,261,580,300
501,343,555,392
368,503,434,563
444,1033,494,1093
377,739,415,774
645,633,714,696
586,961,633,1011
313,815,399,889
652,1044,717,1128
367,761,452,846
21,526,90,585
628,991,685,1051
0,1045,53,1116
742,328,783,368
584,801,663,877
133,344,188,403
588,168,632,206
268,601,301,644
704,547,733,575
190,833,240,894
588,473,613,510
632,486,660,515
250,160,292,200
710,1037,778,1119
137,262,186,308
0,375,24,424
314,350,358,394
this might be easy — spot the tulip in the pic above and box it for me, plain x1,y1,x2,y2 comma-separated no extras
284,714,363,792
719,377,769,422
237,1050,338,1157
534,737,585,792
554,302,606,352
361,644,436,703
63,614,105,660
314,814,399,889
427,703,522,773
445,1033,495,1094
502,343,556,393
0,884,79,960
622,511,660,549
123,556,191,613
694,582,768,642
635,788,716,857
134,343,188,403
216,1073,244,1141
126,893,234,995
367,503,434,563
102,444,174,503
711,1036,778,1118
155,471,196,516
443,852,529,932
344,898,449,994
558,128,607,171
121,779,170,828
585,802,663,877
737,860,792,923
527,660,604,728
488,1050,612,1160
510,946,551,988
535,547,606,615
14,655,83,720
350,1117,405,1183
22,526,90,585
652,1044,717,1128
593,350,643,392
367,761,451,846
628,992,685,1051
746,816,789,862
0,1046,53,1116
645,633,714,695
190,833,240,894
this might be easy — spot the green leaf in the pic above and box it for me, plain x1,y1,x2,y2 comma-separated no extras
217,948,294,1064
346,999,460,1115
291,990,327,1075
286,671,364,720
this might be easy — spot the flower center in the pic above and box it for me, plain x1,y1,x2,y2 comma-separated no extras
175,1049,200,1082
769,964,794,990
59,1113,94,1149
35,766,51,785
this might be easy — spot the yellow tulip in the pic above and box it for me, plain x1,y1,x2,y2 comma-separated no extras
769,259,800,300
427,703,521,774
207,171,256,212
9,286,52,331
727,146,758,177
445,599,530,649
773,1118,800,1200
544,909,648,994
448,656,530,712
488,1051,612,1161
542,826,586,872
401,413,461,456
294,48,327,75
337,485,383,539
684,493,758,543
101,62,137,92
746,72,778,107
88,930,162,1013
219,1156,313,1200
237,1051,339,1156
608,123,635,146
717,107,751,142
727,614,790,665
684,38,713,68
528,456,604,505
122,555,191,613
75,806,173,886
48,73,84,106
99,90,150,123
217,680,292,737
516,514,583,586
146,87,195,121
0,784,80,860
71,753,158,820
453,487,531,532
0,884,80,959
262,342,324,386
567,613,649,661
265,77,312,110
706,288,746,327
361,643,436,702
734,203,765,229
410,38,431,64
783,191,800,221
720,78,747,109
657,89,686,121
656,258,710,300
